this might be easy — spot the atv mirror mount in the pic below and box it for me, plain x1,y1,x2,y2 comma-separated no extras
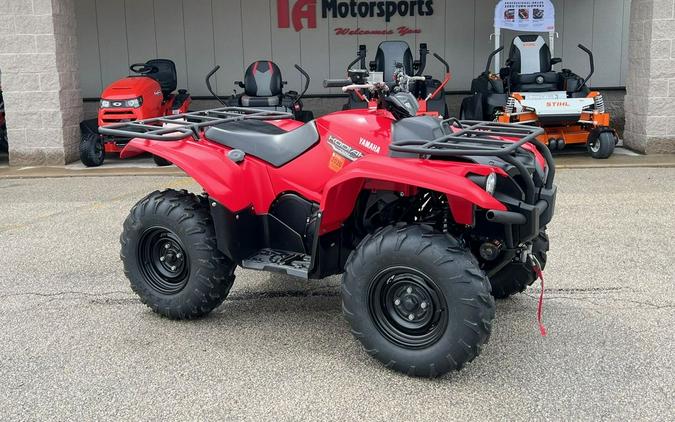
205,66,227,106
577,44,595,92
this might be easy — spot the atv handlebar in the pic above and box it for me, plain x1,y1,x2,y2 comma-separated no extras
323,79,352,88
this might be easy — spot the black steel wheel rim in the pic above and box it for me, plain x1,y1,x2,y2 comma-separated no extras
368,267,448,349
138,227,190,295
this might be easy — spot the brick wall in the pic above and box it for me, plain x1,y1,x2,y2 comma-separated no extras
0,0,83,165
624,0,675,154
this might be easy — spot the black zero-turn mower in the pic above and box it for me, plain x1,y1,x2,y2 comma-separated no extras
461,35,618,159
207,61,314,123
340,41,451,118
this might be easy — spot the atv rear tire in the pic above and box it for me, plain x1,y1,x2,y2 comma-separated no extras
588,131,616,159
342,224,495,378
79,131,105,167
489,230,549,299
152,155,172,167
120,189,235,319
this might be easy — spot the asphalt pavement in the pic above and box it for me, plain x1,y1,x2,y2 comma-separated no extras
0,168,673,421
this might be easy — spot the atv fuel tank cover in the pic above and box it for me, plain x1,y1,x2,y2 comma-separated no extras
228,149,245,164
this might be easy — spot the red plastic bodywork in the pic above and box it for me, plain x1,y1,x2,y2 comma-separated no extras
122,107,545,233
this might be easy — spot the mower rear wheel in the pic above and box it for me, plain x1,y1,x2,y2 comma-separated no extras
489,230,549,299
152,155,172,167
342,224,495,378
121,189,236,319
79,132,105,167
588,131,616,159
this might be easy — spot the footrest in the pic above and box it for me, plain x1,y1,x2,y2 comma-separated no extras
241,249,311,279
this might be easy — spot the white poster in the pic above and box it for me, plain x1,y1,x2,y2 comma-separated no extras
494,0,555,32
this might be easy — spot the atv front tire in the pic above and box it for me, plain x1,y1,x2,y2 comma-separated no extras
342,224,495,378
79,132,105,167
588,131,616,159
120,189,235,319
489,230,549,299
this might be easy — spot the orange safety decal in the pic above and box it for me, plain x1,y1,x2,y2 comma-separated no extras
328,152,346,172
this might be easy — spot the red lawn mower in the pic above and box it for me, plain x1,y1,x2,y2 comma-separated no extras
79,59,191,167
99,66,556,378
341,41,451,117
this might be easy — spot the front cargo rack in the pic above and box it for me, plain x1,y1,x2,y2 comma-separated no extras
97,107,294,141
389,120,555,204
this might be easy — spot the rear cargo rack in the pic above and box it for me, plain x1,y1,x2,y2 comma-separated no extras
389,120,555,204
97,107,294,141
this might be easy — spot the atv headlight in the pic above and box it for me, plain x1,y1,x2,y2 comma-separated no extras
485,172,497,195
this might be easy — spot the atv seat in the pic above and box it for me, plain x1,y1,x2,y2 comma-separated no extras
146,59,178,99
372,41,415,83
204,120,319,167
507,35,559,92
240,61,284,107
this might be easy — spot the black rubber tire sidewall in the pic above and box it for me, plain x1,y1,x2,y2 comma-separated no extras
342,224,495,378
121,189,235,319
588,131,616,159
79,132,105,167
152,155,172,167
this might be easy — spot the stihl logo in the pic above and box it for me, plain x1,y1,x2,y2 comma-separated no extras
546,101,571,107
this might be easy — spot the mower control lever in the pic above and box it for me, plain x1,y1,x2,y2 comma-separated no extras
205,65,227,106
433,53,450,74
292,64,311,107
577,44,595,92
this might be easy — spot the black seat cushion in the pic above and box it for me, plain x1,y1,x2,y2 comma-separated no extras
373,41,414,83
205,120,319,167
244,61,283,98
507,35,561,92
146,59,177,98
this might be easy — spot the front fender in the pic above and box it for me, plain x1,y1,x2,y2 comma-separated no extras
121,139,251,211
320,155,507,233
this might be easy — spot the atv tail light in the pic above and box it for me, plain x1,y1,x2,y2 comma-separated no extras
594,94,605,113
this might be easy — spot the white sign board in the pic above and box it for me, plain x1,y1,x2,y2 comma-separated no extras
494,0,555,32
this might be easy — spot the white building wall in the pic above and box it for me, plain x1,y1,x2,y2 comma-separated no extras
75,0,632,97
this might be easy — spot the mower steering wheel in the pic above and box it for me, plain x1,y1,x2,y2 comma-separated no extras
130,63,159,75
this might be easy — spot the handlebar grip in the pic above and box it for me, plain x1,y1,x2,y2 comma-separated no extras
323,79,352,88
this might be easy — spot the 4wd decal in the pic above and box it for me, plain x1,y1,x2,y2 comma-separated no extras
328,135,364,161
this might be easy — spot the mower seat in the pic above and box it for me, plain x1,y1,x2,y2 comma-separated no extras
240,61,283,107
146,59,178,99
372,41,414,83
507,35,559,92
204,120,319,167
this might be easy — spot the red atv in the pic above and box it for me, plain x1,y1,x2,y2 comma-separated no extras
79,59,191,167
100,68,556,378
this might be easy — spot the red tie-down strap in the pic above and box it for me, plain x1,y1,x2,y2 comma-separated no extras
532,256,547,337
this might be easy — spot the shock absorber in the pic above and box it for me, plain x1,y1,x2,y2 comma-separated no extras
505,96,517,114
594,94,605,114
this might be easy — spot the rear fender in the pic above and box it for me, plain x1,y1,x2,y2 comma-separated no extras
121,138,252,211
319,155,507,233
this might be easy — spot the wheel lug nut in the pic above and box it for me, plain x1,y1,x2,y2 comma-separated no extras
176,253,182,259
164,243,170,249
408,314,415,321
406,287,413,294
171,266,177,271
420,302,427,309
159,256,165,262
394,298,401,306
